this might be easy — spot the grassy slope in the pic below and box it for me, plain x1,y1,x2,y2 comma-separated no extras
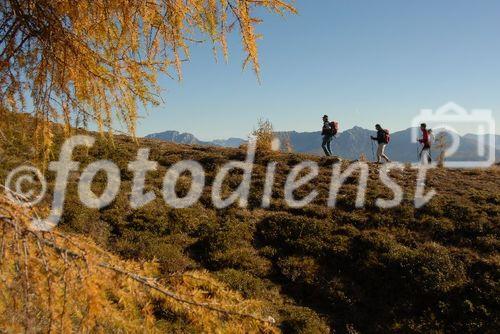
1,122,499,333
0,194,281,333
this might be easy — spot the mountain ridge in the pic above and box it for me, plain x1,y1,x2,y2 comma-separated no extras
146,130,246,148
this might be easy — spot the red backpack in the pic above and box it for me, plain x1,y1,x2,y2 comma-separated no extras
330,121,339,136
383,129,390,143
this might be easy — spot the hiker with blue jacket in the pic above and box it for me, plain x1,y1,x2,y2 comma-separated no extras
371,124,391,163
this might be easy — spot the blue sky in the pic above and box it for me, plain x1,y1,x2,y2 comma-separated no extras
137,0,500,140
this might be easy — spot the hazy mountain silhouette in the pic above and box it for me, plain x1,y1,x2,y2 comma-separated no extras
146,131,245,148
147,127,499,162
463,133,500,148
146,130,204,145
211,137,246,148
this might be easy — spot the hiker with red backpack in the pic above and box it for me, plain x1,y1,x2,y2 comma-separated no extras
321,115,338,156
418,123,432,164
370,124,391,163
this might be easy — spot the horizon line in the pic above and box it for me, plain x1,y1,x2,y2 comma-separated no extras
144,126,498,142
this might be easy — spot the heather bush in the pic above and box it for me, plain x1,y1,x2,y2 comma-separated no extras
279,305,330,334
216,269,273,299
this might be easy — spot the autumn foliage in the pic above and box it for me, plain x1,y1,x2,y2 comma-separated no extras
0,194,279,333
0,0,296,152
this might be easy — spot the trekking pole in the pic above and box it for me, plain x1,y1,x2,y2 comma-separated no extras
370,139,375,161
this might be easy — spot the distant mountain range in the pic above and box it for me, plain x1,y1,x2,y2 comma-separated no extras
463,133,500,149
146,128,500,163
145,130,245,148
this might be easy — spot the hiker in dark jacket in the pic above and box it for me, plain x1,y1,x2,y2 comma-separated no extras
321,115,333,156
370,124,391,163
418,123,432,164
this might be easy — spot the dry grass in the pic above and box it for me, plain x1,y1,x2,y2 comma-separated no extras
0,195,279,333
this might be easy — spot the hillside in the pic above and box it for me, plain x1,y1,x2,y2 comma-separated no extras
0,195,284,333
1,123,499,333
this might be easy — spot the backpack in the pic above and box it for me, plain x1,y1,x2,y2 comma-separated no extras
383,129,390,144
330,121,339,136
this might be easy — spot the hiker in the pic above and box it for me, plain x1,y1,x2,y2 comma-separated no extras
418,123,432,164
321,115,333,156
370,124,391,163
